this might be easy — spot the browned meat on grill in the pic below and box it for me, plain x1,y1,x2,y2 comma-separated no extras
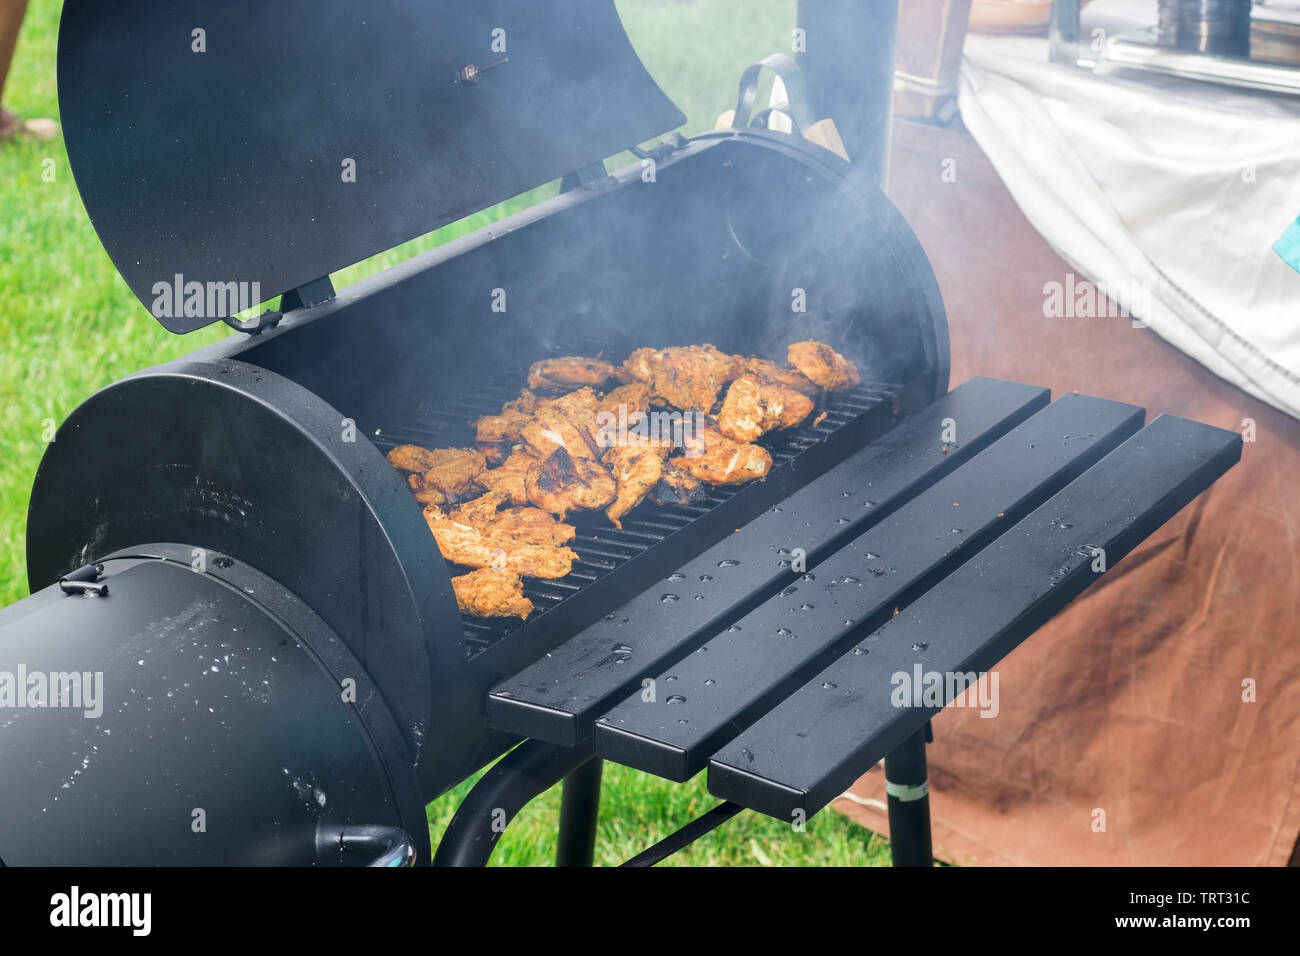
716,373,816,443
525,446,617,519
787,340,860,391
402,447,487,502
424,507,577,578
527,356,618,392
743,357,819,395
672,424,772,484
475,407,530,447
622,347,659,386
407,472,445,506
650,462,708,506
521,417,602,462
451,568,535,620
603,445,666,529
535,386,602,425
621,345,743,412
484,507,576,548
503,543,579,579
386,443,444,474
423,509,500,569
449,491,508,530
598,382,654,419
478,446,536,506
592,383,657,450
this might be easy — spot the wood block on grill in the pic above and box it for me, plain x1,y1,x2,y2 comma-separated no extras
707,414,1242,820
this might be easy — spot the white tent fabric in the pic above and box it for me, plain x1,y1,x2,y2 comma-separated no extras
958,0,1300,419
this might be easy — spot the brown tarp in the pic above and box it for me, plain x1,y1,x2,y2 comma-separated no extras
831,120,1300,866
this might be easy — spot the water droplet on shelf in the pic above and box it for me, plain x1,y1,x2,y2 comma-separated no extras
836,517,850,524
717,559,741,568
776,627,795,638
864,552,880,560
853,646,868,655
699,573,713,582
666,695,686,705
799,603,815,611
822,681,837,690
612,643,633,654
911,642,929,652
801,573,816,582
842,575,861,585
660,593,679,602
665,675,678,682
667,572,686,581
703,679,716,686
726,624,742,633
780,585,798,597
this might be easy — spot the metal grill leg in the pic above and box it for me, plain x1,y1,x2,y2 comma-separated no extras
556,758,603,867
885,722,933,867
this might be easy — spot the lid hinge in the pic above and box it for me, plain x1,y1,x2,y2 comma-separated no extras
560,161,614,194
221,275,335,335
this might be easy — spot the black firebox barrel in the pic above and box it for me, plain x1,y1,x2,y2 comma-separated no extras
0,547,428,865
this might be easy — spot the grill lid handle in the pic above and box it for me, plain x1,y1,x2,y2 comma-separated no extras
57,0,686,334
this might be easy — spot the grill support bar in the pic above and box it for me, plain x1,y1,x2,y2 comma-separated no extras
556,758,604,867
433,741,594,867
884,722,934,867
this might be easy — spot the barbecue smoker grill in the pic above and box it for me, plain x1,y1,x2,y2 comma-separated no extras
0,1,1238,867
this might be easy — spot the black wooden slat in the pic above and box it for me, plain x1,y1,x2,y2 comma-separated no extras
592,392,1143,780
707,414,1242,820
487,377,1049,745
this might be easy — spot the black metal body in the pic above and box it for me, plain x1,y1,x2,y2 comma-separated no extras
0,545,427,865
27,131,950,814
14,0,1234,869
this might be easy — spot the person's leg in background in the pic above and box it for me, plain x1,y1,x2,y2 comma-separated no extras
0,0,56,142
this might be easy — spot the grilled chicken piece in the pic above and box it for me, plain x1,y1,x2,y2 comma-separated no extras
474,390,539,465
424,507,576,578
424,509,501,569
672,425,772,485
408,472,445,506
716,373,815,443
787,341,860,391
449,491,507,530
535,387,602,425
744,357,819,395
502,543,579,578
597,382,654,419
404,447,487,502
621,345,743,412
387,444,445,474
603,444,666,529
479,447,536,506
521,416,602,462
651,462,708,506
525,446,617,519
527,356,618,392
451,568,534,620
485,507,576,548
446,490,574,548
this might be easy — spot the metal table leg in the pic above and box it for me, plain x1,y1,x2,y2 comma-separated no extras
556,757,603,867
433,741,592,867
885,722,934,867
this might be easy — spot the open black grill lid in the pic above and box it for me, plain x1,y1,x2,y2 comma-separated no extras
57,0,685,333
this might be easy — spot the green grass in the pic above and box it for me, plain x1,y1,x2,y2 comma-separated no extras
0,0,889,865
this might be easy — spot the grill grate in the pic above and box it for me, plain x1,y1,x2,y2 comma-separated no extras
369,362,900,659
